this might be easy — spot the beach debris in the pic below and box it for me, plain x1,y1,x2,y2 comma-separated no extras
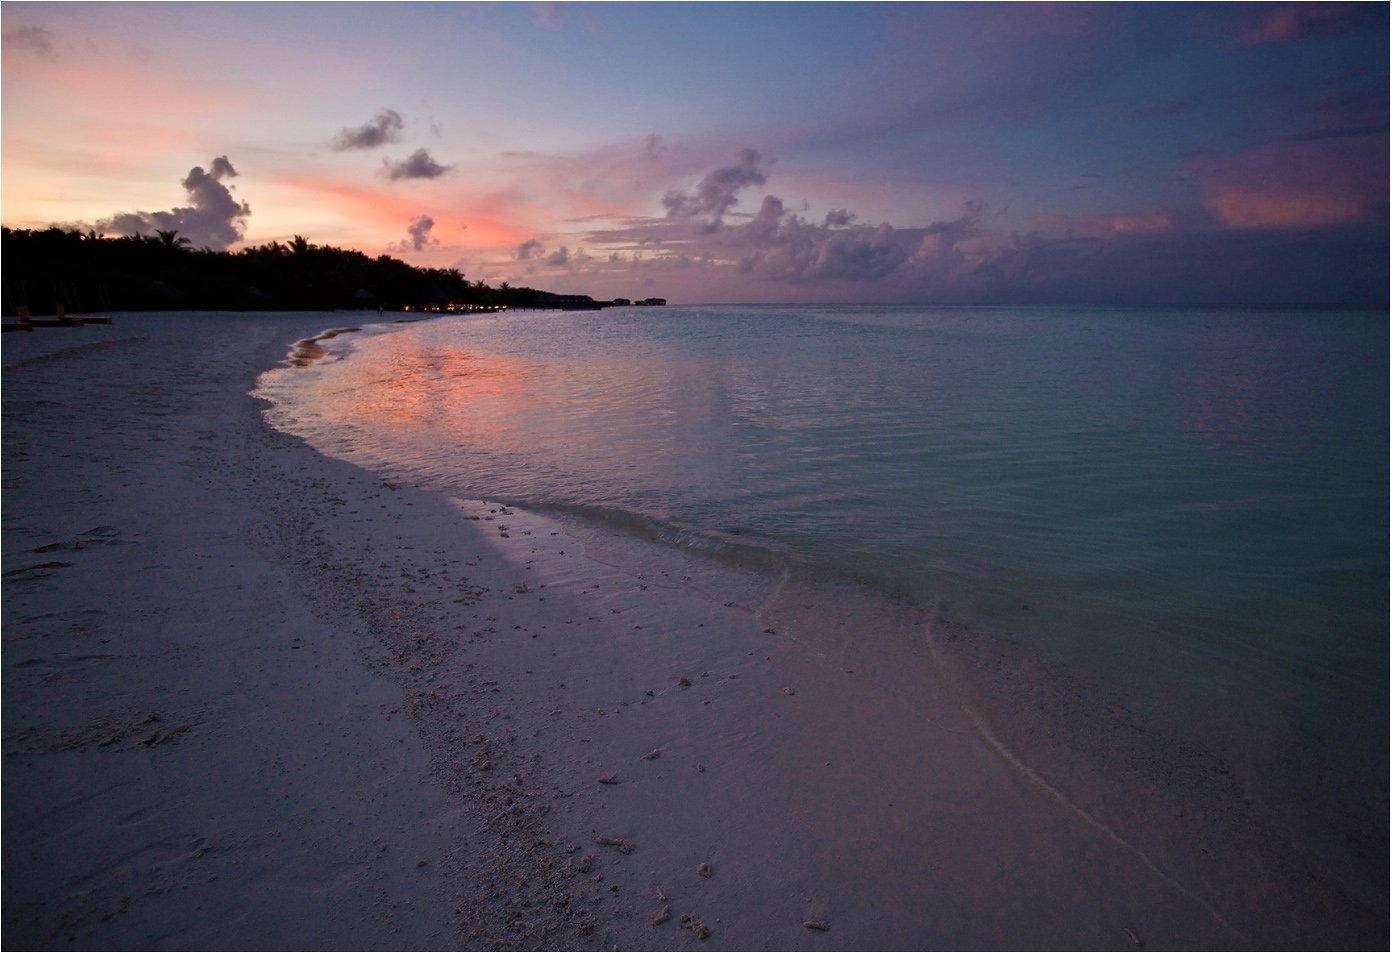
783,687,797,696
696,862,712,879
515,583,528,594
1123,926,1142,947
803,919,831,932
680,913,712,940
677,676,692,688
641,747,661,760
655,886,668,902
651,904,671,926
596,774,618,785
763,627,776,634
594,835,635,855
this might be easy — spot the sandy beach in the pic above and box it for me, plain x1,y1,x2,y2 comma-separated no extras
0,311,1342,950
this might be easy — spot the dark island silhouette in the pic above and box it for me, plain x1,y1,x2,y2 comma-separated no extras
1,227,662,319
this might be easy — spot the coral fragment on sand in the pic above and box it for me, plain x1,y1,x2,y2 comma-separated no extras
594,835,635,854
679,913,712,940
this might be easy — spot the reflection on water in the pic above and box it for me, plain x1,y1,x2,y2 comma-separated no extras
256,303,1388,948
256,303,1387,812
253,303,1392,947
259,307,1386,723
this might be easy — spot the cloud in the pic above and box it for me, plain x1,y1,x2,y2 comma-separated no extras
583,152,981,290
563,139,1385,305
515,238,544,260
965,220,1386,306
1233,3,1382,45
95,156,251,250
387,215,438,253
536,2,564,29
381,148,452,181
662,148,768,226
332,109,404,151
2,25,55,57
731,198,979,285
1192,133,1385,230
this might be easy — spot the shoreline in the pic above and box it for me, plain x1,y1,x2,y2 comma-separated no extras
271,310,1387,949
2,312,1380,949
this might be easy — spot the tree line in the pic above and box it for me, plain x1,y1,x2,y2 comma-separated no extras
1,227,563,314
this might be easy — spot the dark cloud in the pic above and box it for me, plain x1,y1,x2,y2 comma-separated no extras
742,222,907,283
3,25,55,57
96,156,250,250
545,246,570,267
388,215,438,253
662,148,768,225
333,109,404,151
381,148,452,181
516,239,544,260
208,156,236,179
732,199,978,285
962,221,1387,305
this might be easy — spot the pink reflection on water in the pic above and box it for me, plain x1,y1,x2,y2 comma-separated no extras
325,340,547,449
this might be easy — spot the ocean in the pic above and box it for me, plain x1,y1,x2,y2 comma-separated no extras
256,303,1387,927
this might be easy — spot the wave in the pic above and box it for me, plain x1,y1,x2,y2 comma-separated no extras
524,500,793,578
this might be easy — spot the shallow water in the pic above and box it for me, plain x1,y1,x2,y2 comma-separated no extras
257,303,1388,935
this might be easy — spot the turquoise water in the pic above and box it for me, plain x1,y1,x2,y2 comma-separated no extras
258,303,1387,909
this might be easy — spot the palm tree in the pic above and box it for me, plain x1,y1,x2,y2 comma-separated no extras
154,229,191,251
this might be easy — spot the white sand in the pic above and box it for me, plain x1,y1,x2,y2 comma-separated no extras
3,312,1250,949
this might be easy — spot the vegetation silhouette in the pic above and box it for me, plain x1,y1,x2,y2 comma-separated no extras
1,226,575,315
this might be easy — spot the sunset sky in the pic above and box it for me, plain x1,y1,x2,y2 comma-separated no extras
2,2,1386,304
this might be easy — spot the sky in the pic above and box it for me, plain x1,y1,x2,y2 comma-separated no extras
1,1,1387,305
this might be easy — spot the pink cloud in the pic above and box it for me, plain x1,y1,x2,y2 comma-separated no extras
1233,3,1374,45
1056,209,1185,236
1192,134,1385,230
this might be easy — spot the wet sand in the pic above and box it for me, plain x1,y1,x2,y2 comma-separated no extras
0,312,1294,949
